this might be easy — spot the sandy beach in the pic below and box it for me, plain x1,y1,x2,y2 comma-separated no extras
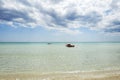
0,70,120,80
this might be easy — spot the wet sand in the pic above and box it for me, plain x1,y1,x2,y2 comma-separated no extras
0,70,120,80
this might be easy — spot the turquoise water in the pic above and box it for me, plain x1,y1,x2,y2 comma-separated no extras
0,42,120,73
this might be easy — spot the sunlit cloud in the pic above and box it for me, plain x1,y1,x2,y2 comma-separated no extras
0,0,120,34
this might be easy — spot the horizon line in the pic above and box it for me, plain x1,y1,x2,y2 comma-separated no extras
0,41,120,43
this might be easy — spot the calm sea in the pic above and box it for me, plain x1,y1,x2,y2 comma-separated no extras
0,42,120,74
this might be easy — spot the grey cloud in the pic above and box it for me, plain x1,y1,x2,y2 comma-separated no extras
42,9,102,28
66,11,102,27
0,0,120,34
49,0,63,4
18,0,31,6
104,0,120,33
0,9,30,22
0,1,3,7
78,12,102,24
105,20,120,32
66,12,79,21
112,20,120,26
38,7,67,27
107,20,120,28
105,27,120,32
110,0,120,9
47,10,67,27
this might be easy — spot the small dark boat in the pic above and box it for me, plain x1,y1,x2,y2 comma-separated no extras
66,44,75,47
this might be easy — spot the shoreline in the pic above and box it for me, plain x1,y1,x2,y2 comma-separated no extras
0,69,120,80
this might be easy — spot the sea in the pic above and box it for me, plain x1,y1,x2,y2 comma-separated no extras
0,42,120,74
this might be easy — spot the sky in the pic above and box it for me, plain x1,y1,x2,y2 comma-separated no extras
0,0,120,42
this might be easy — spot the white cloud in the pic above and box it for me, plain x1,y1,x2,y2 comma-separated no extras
0,0,120,34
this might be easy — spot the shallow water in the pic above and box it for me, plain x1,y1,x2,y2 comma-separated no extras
0,42,120,73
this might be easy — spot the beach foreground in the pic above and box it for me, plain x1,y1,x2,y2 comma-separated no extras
0,70,120,80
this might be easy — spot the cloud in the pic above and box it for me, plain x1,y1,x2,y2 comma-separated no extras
0,0,120,34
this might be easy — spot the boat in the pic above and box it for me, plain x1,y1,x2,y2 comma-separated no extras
66,44,75,47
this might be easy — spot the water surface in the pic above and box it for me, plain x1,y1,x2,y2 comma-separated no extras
0,42,120,73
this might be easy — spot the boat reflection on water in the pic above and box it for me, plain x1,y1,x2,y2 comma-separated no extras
48,43,52,45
